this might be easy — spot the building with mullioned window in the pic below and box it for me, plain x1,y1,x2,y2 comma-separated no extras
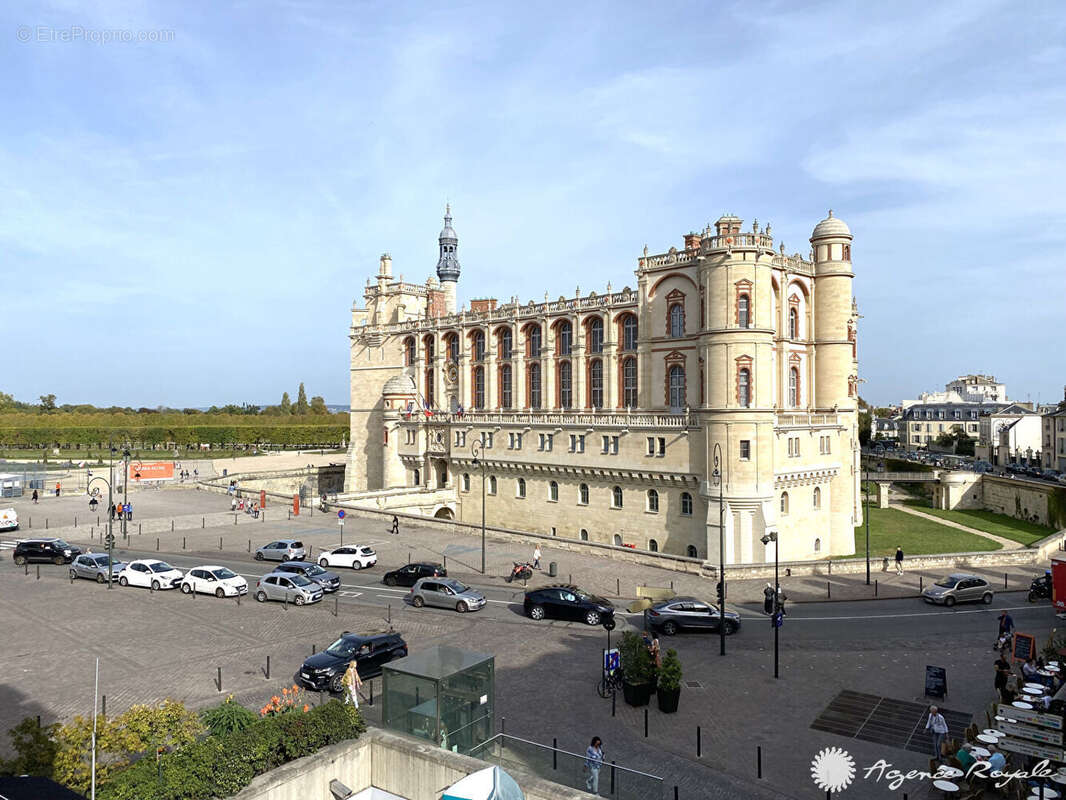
345,207,861,564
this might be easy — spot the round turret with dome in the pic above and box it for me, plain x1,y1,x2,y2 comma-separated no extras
811,209,851,241
436,204,461,314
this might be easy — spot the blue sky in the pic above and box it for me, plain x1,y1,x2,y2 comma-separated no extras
3,0,1064,408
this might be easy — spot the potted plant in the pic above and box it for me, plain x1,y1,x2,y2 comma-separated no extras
656,648,682,713
620,631,654,706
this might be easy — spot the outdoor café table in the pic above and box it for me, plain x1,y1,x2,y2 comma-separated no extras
1027,682,1048,689
1013,701,1035,709
1029,790,1060,799
1024,687,1045,696
938,767,964,779
977,734,1000,744
972,747,991,758
982,728,1005,737
933,779,960,794
1052,774,1066,785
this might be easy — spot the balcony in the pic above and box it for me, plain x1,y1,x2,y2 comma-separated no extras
440,410,698,429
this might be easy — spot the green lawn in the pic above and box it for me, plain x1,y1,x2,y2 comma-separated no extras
850,505,1002,557
900,499,1053,546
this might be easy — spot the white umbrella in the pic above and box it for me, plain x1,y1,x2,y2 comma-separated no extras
441,766,524,800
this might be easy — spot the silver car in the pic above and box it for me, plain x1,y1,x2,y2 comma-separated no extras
409,577,486,613
922,574,994,606
254,571,323,605
254,539,306,562
69,553,126,584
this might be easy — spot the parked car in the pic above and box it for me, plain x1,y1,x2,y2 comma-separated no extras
254,571,323,605
0,507,18,531
13,538,82,565
383,562,446,587
647,597,741,635
317,545,377,570
272,561,341,593
254,540,306,562
921,574,994,606
180,565,248,597
523,584,614,626
409,577,486,613
118,559,184,590
69,553,126,583
296,631,409,691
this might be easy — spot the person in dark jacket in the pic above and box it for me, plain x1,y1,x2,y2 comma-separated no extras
894,546,904,576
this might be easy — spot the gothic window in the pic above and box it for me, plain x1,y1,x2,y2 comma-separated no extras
516,478,526,498
668,365,686,411
425,369,434,408
789,367,800,407
613,534,623,546
472,330,486,361
499,364,512,408
488,475,497,495
649,539,658,552
621,314,638,351
622,357,637,408
738,295,750,329
527,325,542,357
813,486,821,509
413,468,420,486
780,491,789,515
424,336,435,360
681,492,693,516
686,545,698,558
789,307,799,340
580,528,589,541
462,473,470,491
557,321,572,355
843,244,851,260
558,361,572,409
814,537,821,552
446,333,459,363
587,317,604,354
669,303,684,338
528,363,541,409
647,489,659,512
499,329,512,359
549,481,559,502
473,366,485,409
404,337,415,367
588,358,603,409
612,485,623,508
579,483,589,504
738,368,751,408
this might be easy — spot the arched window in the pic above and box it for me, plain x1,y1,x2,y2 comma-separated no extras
681,492,693,516
472,330,486,361
558,361,573,409
516,478,526,498
527,325,542,357
588,359,603,408
738,295,750,329
669,365,686,411
473,366,485,409
587,318,604,354
413,468,421,486
789,367,799,407
780,491,789,515
738,368,751,408
557,321,572,355
528,363,541,409
612,485,623,508
789,307,799,340
648,539,659,552
549,481,558,501
580,528,589,541
488,476,497,495
613,534,623,546
669,304,684,338
814,537,821,553
446,333,459,363
621,315,638,351
424,336,435,360
813,486,821,509
686,545,698,558
647,489,659,512
425,368,435,408
404,337,415,366
622,358,638,408
499,329,512,359
462,473,470,492
579,483,589,505
499,364,512,408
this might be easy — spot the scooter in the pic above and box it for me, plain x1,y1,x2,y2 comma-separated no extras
505,562,534,583
1028,573,1053,603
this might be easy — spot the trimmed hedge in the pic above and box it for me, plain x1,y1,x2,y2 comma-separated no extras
98,700,365,800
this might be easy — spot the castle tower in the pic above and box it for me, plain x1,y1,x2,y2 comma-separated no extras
436,204,460,314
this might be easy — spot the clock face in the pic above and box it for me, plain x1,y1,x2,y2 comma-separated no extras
446,363,458,384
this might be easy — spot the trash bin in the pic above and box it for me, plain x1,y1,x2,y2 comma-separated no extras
548,561,557,578
222,468,228,477
882,557,889,572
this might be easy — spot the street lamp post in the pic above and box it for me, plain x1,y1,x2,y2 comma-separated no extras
864,477,871,585
89,470,115,589
122,448,131,542
761,530,781,679
471,439,486,574
711,442,726,657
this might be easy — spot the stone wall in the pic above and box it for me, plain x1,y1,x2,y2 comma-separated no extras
982,475,1054,526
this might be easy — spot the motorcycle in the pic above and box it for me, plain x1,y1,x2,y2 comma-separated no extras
1028,573,1053,603
505,562,534,583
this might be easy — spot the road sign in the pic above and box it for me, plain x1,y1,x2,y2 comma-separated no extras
772,611,783,628
924,665,947,698
338,510,345,519
603,648,620,672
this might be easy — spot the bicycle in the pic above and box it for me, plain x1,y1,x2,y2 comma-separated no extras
597,667,624,698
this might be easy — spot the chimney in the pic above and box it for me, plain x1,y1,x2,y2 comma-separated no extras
470,298,497,313
683,232,701,250
379,253,392,278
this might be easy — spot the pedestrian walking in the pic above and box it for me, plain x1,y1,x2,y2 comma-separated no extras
894,546,904,576
996,610,1015,653
89,496,98,512
109,503,116,521
390,515,399,535
584,736,604,794
994,655,1012,702
55,483,61,497
32,489,38,504
231,497,237,512
532,545,542,570
125,502,133,521
342,660,363,709
925,705,948,760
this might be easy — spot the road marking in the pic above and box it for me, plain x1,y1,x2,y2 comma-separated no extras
731,603,1040,622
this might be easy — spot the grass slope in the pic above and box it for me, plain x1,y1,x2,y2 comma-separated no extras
851,505,1001,557
900,499,1052,546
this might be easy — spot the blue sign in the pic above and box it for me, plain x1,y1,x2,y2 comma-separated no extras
772,611,783,628
337,510,345,519
603,648,620,672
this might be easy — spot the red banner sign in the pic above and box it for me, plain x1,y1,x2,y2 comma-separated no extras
128,461,174,481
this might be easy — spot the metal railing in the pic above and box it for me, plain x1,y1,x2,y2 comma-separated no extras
468,733,664,799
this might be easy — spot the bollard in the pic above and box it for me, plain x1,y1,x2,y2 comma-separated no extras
217,666,222,692
875,579,878,597
97,515,100,525
334,595,338,617
28,516,31,529
827,581,831,599
644,708,648,737
102,695,106,717
444,556,447,571
171,520,174,532
46,518,48,529
236,593,240,607
757,745,762,778
408,551,411,564
1004,572,1008,589
75,516,77,527
312,643,316,655
610,761,615,795
569,573,572,584
388,604,391,624
611,690,616,717
70,571,74,584
674,787,679,800
697,725,702,757
24,562,28,575
670,580,674,591
202,517,205,528
369,680,374,706
219,536,222,551
247,539,251,553
183,537,186,550
156,538,160,551
265,656,270,680
37,565,40,580
553,737,558,770
617,578,620,596
920,576,923,592
138,523,141,535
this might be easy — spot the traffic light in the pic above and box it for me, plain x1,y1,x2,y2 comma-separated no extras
775,588,787,615
762,584,774,615
715,581,723,605
105,533,115,548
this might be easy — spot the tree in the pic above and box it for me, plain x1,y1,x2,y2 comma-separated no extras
309,396,328,415
0,391,16,410
280,392,292,415
295,383,309,415
0,717,60,778
39,394,57,412
858,410,872,447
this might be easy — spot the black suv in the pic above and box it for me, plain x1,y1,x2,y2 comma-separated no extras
383,562,446,587
13,538,82,566
296,632,408,691
523,584,614,626
272,561,341,593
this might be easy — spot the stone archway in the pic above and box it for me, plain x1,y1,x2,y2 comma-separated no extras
434,507,454,520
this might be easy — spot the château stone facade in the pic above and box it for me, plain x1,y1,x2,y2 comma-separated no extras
346,208,862,564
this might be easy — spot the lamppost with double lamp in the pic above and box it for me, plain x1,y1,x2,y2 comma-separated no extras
864,476,871,585
470,439,486,574
711,442,726,657
87,469,115,590
122,448,132,541
760,529,781,679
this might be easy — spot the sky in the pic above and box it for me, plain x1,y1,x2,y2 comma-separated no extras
2,0,1064,409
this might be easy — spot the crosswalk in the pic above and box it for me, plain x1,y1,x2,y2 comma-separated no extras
0,539,20,550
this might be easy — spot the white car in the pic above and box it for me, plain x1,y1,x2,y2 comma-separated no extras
118,559,184,590
317,545,377,570
180,565,248,597
0,507,18,532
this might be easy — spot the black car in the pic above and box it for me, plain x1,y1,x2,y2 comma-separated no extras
383,562,446,587
296,632,408,691
647,596,741,636
13,538,82,566
272,561,341,593
523,584,614,626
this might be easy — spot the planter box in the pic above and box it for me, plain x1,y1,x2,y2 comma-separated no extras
657,687,681,714
623,680,652,707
